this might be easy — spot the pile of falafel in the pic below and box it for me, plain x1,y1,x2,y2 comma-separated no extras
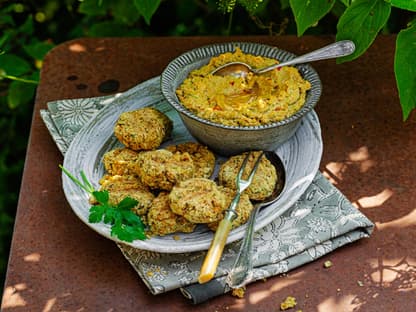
98,106,279,237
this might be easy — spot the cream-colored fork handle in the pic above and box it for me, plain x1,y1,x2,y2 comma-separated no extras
198,218,233,284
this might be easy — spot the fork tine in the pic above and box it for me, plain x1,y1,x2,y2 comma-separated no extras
236,151,264,192
236,152,252,182
245,151,264,183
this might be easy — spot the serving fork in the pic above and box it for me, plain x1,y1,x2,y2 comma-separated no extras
198,151,265,284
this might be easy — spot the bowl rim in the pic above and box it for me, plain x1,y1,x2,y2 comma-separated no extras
160,41,322,131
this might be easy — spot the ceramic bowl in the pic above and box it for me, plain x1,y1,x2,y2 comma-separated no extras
160,42,322,155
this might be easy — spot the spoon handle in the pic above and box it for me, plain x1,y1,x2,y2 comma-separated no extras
226,204,260,289
257,40,355,74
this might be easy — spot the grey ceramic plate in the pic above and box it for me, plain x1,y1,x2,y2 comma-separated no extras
62,76,323,253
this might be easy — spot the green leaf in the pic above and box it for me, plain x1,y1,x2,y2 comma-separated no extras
110,1,141,25
0,3,17,15
339,0,352,7
389,0,416,12
395,23,416,120
78,0,110,15
121,210,144,227
239,0,267,15
336,0,391,63
23,41,55,60
280,0,290,10
134,0,161,25
7,80,36,109
89,204,107,223
103,207,119,224
92,190,109,205
18,15,34,36
0,14,14,26
0,30,13,50
117,197,138,211
290,0,336,36
111,223,146,242
0,54,31,76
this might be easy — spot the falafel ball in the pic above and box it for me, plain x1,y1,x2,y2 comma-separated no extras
102,147,140,176
114,107,173,151
169,178,227,223
147,192,196,236
136,149,195,191
166,142,216,178
218,151,278,201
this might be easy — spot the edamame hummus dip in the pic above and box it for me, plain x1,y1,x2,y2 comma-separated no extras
176,47,311,127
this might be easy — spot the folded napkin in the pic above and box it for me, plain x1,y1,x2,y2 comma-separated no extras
41,77,374,304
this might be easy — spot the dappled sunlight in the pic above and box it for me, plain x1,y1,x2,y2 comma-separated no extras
225,272,306,310
323,146,376,185
376,208,416,230
324,161,347,185
42,297,57,312
351,256,416,309
364,257,414,295
24,253,41,262
318,294,360,312
68,43,107,54
2,284,27,308
226,256,415,311
354,189,394,209
94,46,107,52
248,272,303,304
68,43,87,53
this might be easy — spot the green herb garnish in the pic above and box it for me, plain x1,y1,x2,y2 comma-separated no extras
60,165,147,242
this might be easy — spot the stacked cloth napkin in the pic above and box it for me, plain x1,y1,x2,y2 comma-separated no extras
41,77,374,304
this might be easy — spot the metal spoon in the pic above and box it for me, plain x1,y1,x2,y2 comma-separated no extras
212,40,355,78
226,151,286,289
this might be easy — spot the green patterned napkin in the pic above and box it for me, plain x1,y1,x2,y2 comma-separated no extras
40,77,374,304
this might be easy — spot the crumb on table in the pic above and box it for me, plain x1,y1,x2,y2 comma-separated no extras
231,287,246,298
280,296,297,310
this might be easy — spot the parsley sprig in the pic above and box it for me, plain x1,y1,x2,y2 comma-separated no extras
60,165,147,242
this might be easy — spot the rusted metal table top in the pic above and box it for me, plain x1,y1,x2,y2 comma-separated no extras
2,35,415,311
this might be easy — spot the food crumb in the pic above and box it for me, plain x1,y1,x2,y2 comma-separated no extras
280,296,297,310
323,260,333,268
357,280,364,287
231,287,246,298
172,235,181,240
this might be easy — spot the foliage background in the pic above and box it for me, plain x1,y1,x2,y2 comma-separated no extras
0,0,414,290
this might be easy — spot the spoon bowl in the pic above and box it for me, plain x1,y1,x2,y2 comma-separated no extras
212,40,355,78
226,150,286,288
